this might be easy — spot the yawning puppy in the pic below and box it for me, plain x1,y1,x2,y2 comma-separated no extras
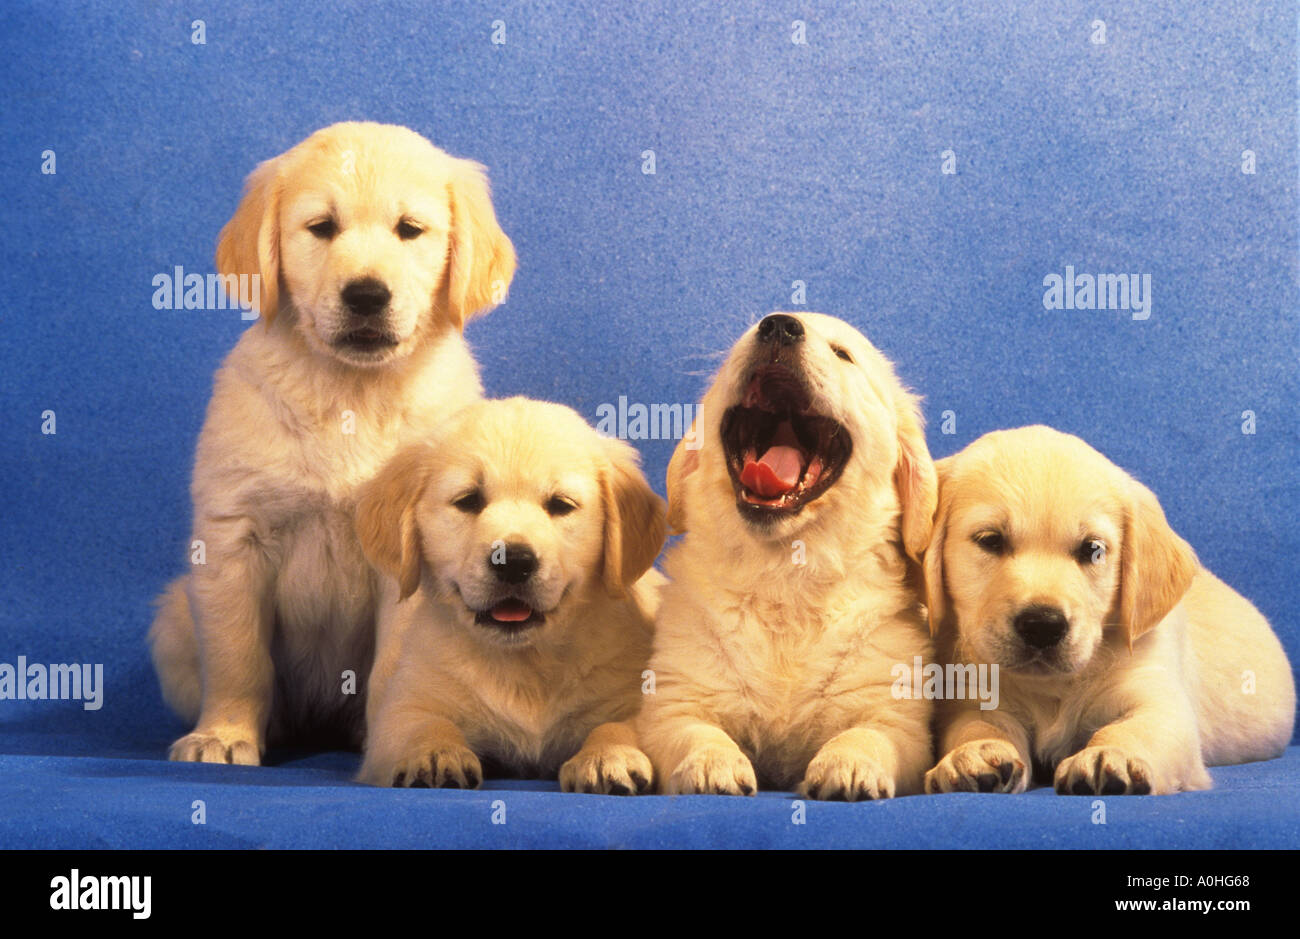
148,122,515,763
923,426,1295,795
637,313,938,799
355,398,666,792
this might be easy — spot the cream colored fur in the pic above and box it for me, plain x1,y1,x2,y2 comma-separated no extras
355,398,667,792
148,122,515,764
637,313,937,799
923,425,1295,795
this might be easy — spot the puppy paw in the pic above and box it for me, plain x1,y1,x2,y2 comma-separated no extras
168,728,262,765
1054,746,1156,796
559,744,653,795
800,749,896,801
665,746,757,796
387,744,483,789
924,739,1027,794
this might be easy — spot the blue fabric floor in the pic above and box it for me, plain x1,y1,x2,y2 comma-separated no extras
2,726,1294,849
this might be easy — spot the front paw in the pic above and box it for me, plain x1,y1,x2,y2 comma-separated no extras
169,727,262,765
560,744,653,795
665,746,757,796
1054,746,1155,796
800,749,895,801
925,739,1027,794
384,744,483,789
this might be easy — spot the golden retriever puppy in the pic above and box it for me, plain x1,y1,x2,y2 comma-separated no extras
923,425,1295,795
148,122,516,764
637,313,938,800
355,398,666,792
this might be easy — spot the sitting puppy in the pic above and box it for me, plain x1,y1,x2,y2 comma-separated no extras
923,425,1295,795
637,313,938,800
149,122,516,764
355,397,666,792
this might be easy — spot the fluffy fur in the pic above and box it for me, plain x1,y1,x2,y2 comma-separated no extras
637,313,937,799
923,425,1296,795
148,122,516,763
355,398,666,792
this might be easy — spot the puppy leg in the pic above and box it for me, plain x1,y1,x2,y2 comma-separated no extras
801,706,933,800
640,715,757,796
363,578,415,736
1055,690,1210,795
559,720,653,795
167,524,275,765
148,576,201,724
925,709,1031,794
359,698,483,789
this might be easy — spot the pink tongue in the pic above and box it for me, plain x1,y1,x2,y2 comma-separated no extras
740,445,803,497
491,599,533,622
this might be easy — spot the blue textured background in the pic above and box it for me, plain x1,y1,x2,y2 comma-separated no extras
0,1,1295,848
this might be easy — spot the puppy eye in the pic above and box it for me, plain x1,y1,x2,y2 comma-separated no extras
973,531,1006,555
546,496,578,517
1076,539,1107,565
307,219,338,239
832,345,854,363
396,219,424,240
452,490,485,514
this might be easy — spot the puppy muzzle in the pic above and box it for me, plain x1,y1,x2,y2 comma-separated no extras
720,347,852,525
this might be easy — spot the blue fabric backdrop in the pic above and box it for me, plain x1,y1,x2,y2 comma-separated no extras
0,0,1295,848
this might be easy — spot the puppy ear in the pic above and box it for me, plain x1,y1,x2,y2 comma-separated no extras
442,159,517,330
1118,477,1198,646
216,155,282,322
922,457,952,637
601,439,667,598
665,417,701,535
894,392,938,564
354,446,432,601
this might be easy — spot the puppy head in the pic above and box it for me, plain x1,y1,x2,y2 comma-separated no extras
217,121,515,368
923,425,1197,673
355,398,665,649
669,312,935,556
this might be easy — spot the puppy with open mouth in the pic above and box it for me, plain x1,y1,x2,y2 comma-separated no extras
922,426,1295,795
637,313,938,799
355,397,666,792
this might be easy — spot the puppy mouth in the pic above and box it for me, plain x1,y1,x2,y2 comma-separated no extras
721,364,852,521
472,598,546,635
336,325,400,353
1003,647,1071,675
1008,656,1056,675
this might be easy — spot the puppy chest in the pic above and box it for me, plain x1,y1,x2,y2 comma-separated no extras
272,507,375,646
714,644,875,752
1011,693,1093,769
468,696,590,775
672,602,914,776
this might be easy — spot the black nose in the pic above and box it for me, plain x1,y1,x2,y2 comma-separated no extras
341,278,391,317
489,542,538,585
756,314,805,346
1013,605,1069,649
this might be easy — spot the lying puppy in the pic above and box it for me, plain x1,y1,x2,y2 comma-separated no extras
355,398,666,792
637,313,938,799
149,122,516,763
923,425,1295,795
